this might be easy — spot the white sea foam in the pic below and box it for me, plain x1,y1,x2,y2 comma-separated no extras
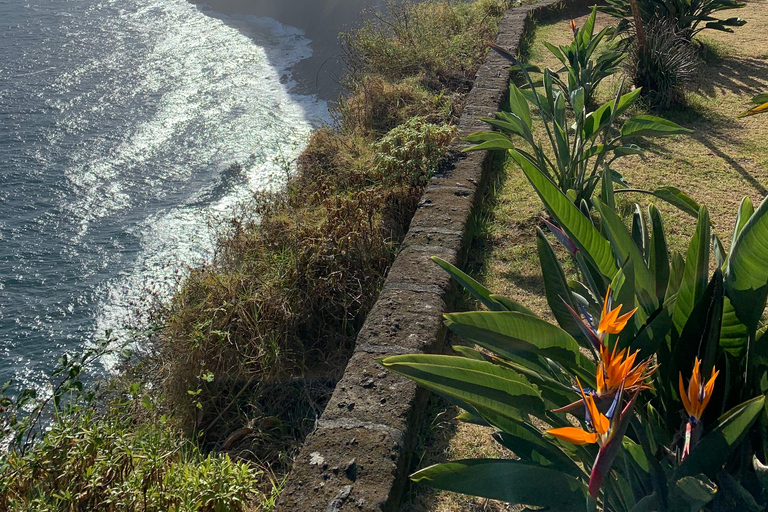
81,1,329,364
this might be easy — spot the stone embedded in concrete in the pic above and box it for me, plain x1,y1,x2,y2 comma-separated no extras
463,86,504,110
322,351,422,427
401,227,465,251
406,186,477,236
385,246,456,293
353,286,447,353
276,426,404,512
456,113,491,139
428,149,487,189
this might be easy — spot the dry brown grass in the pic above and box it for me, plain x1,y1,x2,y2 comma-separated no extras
402,1,768,510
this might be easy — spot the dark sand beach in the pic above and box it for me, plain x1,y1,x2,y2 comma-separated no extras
189,0,388,100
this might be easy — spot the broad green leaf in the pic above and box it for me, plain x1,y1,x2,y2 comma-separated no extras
616,186,701,218
647,187,701,218
432,257,505,312
630,493,661,512
380,354,545,422
443,311,592,372
665,251,685,305
729,196,754,258
673,206,711,334
509,83,532,130
648,204,670,302
462,139,516,152
493,421,581,475
514,150,617,279
411,459,587,511
716,472,761,511
725,195,768,331
488,294,538,316
720,295,750,357
674,474,717,510
667,271,724,389
536,228,588,347
464,131,510,143
621,115,693,138
675,395,765,479
452,345,486,361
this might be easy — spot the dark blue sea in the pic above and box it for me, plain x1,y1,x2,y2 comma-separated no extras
0,0,327,387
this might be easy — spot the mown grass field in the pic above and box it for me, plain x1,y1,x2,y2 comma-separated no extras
402,1,768,510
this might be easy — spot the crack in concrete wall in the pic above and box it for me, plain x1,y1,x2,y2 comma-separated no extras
275,1,565,509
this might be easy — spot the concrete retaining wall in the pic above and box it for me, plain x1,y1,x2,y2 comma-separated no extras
275,1,563,509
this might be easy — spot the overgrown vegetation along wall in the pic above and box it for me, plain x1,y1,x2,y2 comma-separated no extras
274,0,566,510
155,0,515,473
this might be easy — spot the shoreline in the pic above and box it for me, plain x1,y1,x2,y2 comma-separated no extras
188,0,388,101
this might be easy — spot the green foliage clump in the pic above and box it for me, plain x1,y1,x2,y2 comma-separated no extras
600,0,746,39
1,409,259,512
626,18,698,110
0,342,266,512
373,116,457,187
383,165,768,509
343,0,513,93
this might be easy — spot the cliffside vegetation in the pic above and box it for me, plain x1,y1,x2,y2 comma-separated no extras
0,1,515,509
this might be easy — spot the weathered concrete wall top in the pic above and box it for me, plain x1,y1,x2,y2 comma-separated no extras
276,1,564,510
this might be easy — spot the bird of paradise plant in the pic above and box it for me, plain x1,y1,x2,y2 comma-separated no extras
380,166,768,510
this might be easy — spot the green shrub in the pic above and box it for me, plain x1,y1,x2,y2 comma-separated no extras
0,343,265,512
626,18,698,110
465,56,693,207
600,0,746,39
1,408,260,512
373,116,456,187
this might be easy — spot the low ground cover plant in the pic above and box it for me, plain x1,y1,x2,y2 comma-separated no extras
0,340,264,512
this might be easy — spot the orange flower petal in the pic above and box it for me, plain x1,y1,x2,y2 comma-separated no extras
548,427,599,445
679,372,693,418
699,367,719,418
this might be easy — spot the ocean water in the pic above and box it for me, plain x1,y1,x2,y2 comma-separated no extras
0,0,328,387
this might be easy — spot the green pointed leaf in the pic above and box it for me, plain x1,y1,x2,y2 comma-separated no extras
380,354,545,423
493,421,581,475
536,228,588,347
725,195,768,331
675,395,765,479
515,150,617,279
673,206,711,334
452,345,487,361
411,459,587,511
432,257,505,312
509,83,532,130
648,204,670,303
621,115,693,138
729,196,754,259
720,295,750,357
488,294,538,316
594,198,656,312
665,251,685,304
443,311,593,372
